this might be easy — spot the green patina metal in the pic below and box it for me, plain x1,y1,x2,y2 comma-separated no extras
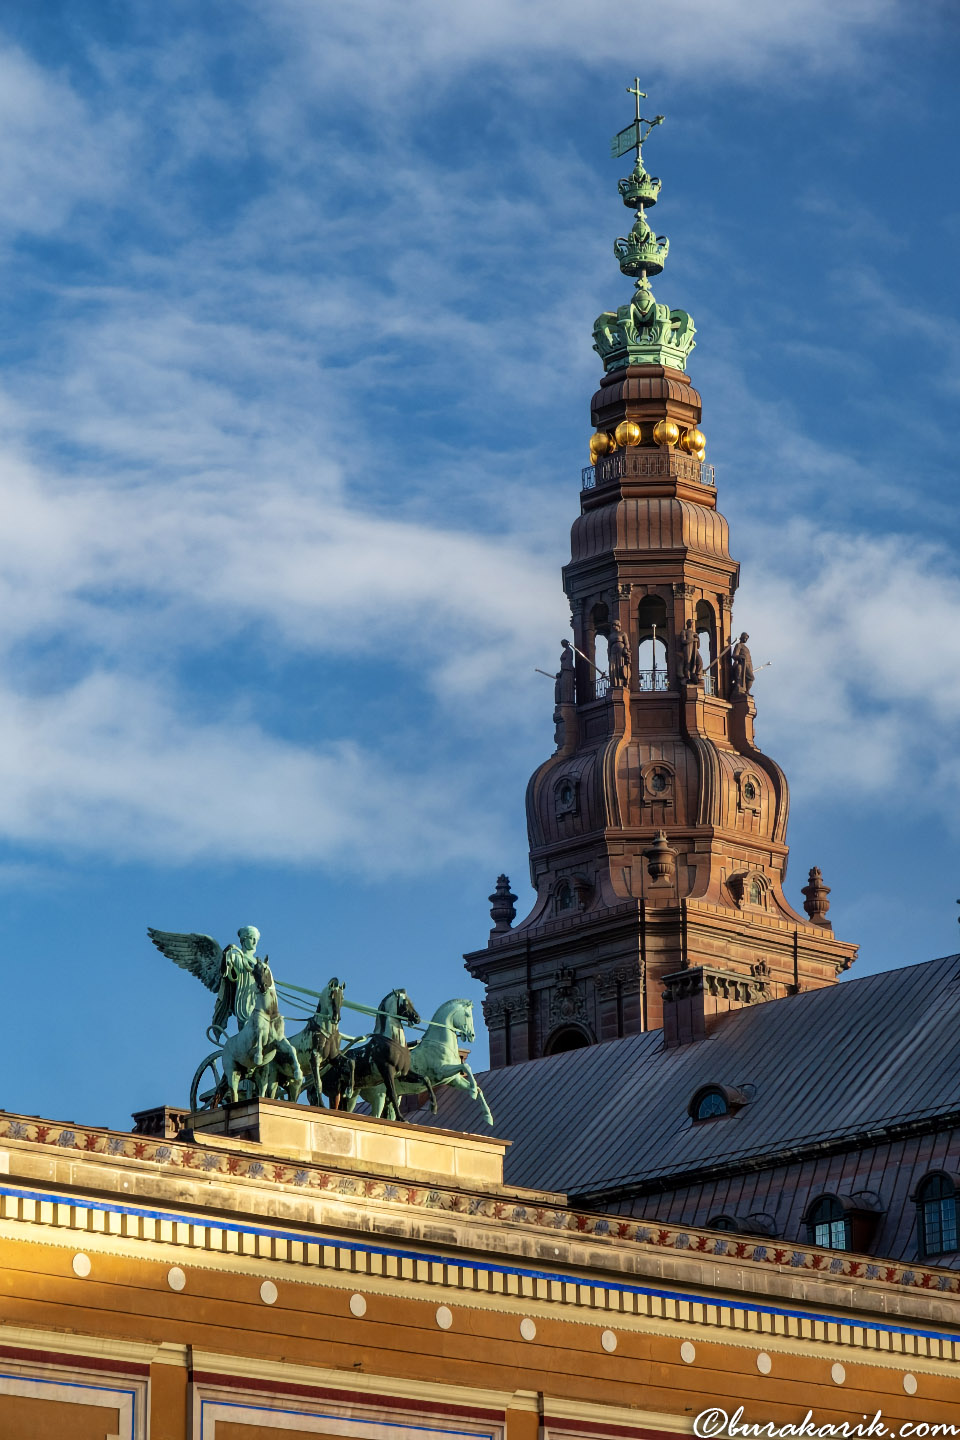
148,925,493,1124
593,80,696,374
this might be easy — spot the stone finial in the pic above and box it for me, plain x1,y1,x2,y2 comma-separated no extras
489,874,517,931
801,866,831,927
644,830,677,887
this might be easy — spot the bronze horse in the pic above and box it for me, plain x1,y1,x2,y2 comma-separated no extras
326,987,436,1121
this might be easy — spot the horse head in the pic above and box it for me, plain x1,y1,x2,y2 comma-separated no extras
376,987,419,1032
395,987,420,1026
315,976,344,1026
253,959,273,993
454,999,475,1044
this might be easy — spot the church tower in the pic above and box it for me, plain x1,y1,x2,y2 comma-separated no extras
466,86,857,1068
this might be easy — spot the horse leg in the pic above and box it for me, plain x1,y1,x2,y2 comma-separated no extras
363,1086,387,1119
376,1060,405,1122
460,1061,480,1100
405,1067,438,1115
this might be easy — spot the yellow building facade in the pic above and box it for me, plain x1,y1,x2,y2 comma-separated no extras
0,1101,956,1438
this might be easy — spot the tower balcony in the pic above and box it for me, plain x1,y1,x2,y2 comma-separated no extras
581,449,715,493
593,668,714,700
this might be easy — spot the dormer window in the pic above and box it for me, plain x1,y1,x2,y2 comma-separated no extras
749,877,763,905
694,1087,728,1120
689,1083,750,1122
556,881,574,912
708,1214,738,1231
916,1174,958,1256
806,1195,849,1251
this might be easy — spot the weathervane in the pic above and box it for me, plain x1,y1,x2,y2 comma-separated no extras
610,78,664,161
593,79,695,373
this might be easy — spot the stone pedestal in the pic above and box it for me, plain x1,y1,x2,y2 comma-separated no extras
188,1099,508,1185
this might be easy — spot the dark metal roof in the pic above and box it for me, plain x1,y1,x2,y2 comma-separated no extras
412,954,960,1198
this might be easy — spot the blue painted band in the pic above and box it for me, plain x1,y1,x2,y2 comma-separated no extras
2,1181,957,1348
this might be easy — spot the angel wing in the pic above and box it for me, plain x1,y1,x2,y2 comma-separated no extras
147,929,224,993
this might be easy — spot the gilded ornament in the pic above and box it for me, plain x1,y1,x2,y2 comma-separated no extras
589,431,615,462
652,419,679,447
679,427,705,455
614,420,642,447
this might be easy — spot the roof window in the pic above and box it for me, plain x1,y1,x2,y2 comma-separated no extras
688,1083,750,1122
915,1173,958,1257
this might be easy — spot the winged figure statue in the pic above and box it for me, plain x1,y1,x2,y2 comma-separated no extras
149,923,306,1106
148,924,263,1039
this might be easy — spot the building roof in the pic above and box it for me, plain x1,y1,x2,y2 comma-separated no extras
414,953,960,1198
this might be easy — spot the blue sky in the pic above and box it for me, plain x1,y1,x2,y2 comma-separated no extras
0,1,957,1128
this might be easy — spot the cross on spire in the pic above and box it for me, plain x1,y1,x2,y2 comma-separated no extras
627,78,647,121
611,81,666,160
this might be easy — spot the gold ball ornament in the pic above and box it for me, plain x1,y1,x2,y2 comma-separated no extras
679,427,706,455
588,432,614,462
614,420,642,447
652,419,680,447
695,447,706,463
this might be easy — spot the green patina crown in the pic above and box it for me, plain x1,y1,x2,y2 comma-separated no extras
593,83,696,374
614,213,669,278
617,155,662,210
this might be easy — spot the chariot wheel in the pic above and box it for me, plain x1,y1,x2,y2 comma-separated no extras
190,1050,227,1111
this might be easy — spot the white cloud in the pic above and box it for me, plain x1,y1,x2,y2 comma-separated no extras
738,520,960,814
264,0,906,91
0,43,130,239
0,667,506,869
0,0,945,879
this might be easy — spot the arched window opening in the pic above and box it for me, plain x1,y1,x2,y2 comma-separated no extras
806,1196,850,1251
917,1174,958,1256
694,1088,728,1121
708,1215,739,1232
594,632,609,698
556,778,577,816
637,595,668,692
749,877,764,905
543,1025,590,1056
591,602,610,699
556,881,575,912
695,599,717,695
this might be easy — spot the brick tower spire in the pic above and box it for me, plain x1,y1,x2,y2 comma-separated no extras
466,86,857,1067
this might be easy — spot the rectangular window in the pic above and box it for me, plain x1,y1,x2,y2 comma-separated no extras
923,1198,958,1255
814,1218,849,1250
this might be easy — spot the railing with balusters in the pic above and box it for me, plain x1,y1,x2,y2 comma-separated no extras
587,668,717,700
581,451,714,492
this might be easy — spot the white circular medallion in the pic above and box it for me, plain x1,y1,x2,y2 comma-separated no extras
260,1280,278,1305
756,1352,772,1375
601,1329,617,1353
349,1292,367,1317
680,1341,696,1365
903,1374,918,1396
167,1267,186,1292
436,1306,453,1330
519,1317,537,1341
72,1253,91,1278
831,1362,846,1386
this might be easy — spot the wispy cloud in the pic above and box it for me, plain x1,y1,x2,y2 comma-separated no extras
0,0,949,882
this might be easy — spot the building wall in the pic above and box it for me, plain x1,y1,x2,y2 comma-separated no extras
0,1104,958,1435
598,1127,960,1266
